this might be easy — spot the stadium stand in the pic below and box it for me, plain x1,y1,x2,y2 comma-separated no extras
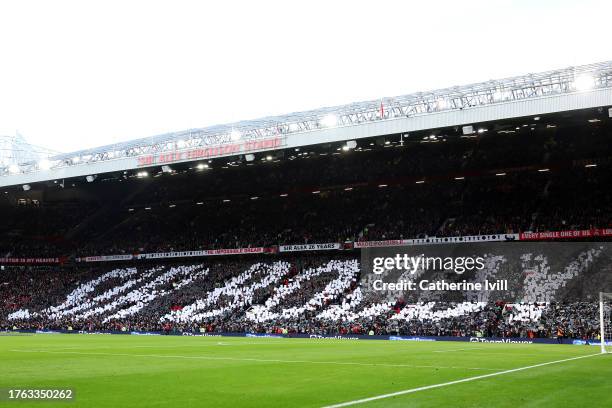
0,107,611,343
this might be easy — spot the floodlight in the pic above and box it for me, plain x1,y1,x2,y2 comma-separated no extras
161,165,172,173
22,184,31,191
8,164,20,174
436,99,448,109
574,74,595,91
462,125,474,135
245,154,255,162
85,175,97,183
137,171,149,178
196,163,208,170
321,114,338,127
38,159,51,170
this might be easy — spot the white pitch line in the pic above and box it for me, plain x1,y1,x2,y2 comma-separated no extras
9,349,503,371
321,353,605,408
29,341,341,351
433,348,484,353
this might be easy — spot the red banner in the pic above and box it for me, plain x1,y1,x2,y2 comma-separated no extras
519,228,612,240
0,257,64,265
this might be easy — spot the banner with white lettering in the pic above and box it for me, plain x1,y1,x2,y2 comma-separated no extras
519,228,612,240
353,234,519,249
278,243,341,252
77,255,135,262
137,247,265,259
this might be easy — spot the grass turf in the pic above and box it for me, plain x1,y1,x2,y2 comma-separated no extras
0,334,609,407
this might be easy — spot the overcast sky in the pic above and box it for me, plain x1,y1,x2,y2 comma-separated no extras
0,0,610,153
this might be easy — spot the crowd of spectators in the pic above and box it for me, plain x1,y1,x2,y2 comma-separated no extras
2,252,609,340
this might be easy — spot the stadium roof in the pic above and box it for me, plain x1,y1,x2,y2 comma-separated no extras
0,133,59,169
1,60,612,188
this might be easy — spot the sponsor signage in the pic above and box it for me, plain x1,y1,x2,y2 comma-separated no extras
469,337,533,344
10,330,601,346
389,336,437,342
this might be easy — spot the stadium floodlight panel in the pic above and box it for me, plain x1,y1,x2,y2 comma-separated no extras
574,74,595,91
436,98,449,109
38,159,51,170
321,114,338,128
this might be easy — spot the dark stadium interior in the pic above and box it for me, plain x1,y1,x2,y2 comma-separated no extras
1,107,611,257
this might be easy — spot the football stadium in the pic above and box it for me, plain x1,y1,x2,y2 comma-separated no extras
1,3,612,407
1,59,611,407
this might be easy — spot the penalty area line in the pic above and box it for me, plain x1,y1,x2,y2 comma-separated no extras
321,353,605,408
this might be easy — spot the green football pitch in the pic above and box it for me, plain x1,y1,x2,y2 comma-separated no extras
0,334,610,407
